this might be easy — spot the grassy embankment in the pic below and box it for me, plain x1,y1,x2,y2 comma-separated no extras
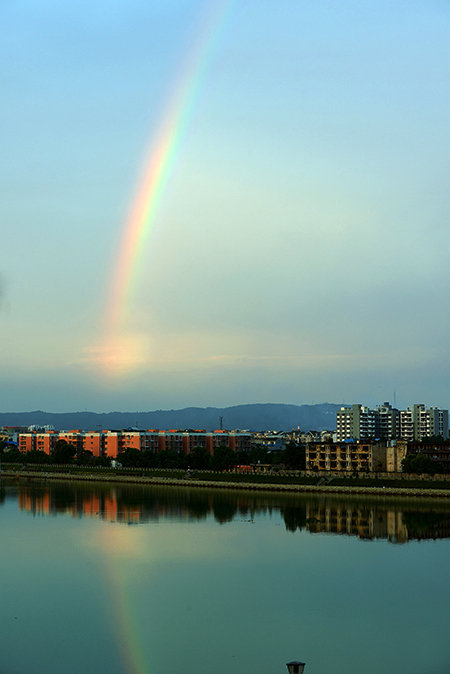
2,463,449,491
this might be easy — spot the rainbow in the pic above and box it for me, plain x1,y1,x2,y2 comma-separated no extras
95,524,154,674
105,556,150,674
102,1,233,373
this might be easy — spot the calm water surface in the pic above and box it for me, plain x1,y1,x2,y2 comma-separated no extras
0,479,449,674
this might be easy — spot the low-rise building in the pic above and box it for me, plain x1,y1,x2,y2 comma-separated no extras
407,440,450,472
251,431,286,451
306,441,386,473
1,426,28,443
385,440,408,473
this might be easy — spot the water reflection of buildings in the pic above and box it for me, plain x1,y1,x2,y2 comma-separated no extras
302,503,450,543
17,486,241,525
19,489,158,525
304,503,409,543
16,486,450,543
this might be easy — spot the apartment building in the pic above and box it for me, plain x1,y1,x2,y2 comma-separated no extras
58,430,84,454
374,403,399,440
83,432,104,457
336,405,376,441
18,428,252,459
19,431,57,455
101,429,252,458
399,408,413,441
336,403,448,442
306,441,386,473
413,405,449,441
407,440,450,472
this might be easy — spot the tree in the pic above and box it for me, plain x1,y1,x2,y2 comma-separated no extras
421,435,446,444
283,441,306,470
402,453,441,475
189,445,211,470
140,450,157,468
93,454,112,467
52,440,76,464
118,447,143,467
26,450,50,464
0,445,23,463
156,449,187,469
76,449,94,466
248,445,268,465
234,449,250,466
211,445,235,471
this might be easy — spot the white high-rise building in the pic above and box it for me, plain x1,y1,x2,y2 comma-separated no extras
375,402,399,441
336,404,375,441
399,408,413,441
336,403,448,441
413,404,449,441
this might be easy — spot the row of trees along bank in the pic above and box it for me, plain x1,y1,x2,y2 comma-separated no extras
0,439,306,471
1,439,446,475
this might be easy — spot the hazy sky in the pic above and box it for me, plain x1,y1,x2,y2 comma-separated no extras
2,0,449,412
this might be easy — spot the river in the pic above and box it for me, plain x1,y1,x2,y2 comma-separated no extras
0,478,448,674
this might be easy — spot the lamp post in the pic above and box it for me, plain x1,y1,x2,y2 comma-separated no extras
286,662,306,674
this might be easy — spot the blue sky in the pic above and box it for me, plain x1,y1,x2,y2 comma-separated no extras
1,0,449,412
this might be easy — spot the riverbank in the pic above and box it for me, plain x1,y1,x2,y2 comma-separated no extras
2,468,449,498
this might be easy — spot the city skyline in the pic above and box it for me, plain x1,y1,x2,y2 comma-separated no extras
2,0,449,412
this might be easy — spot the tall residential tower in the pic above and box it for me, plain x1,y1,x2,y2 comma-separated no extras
336,403,448,442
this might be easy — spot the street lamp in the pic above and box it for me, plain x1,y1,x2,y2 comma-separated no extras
286,662,306,674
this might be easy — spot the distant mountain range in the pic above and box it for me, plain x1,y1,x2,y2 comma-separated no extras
0,403,340,432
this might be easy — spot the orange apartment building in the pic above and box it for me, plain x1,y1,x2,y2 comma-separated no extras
18,429,252,459
19,431,57,455
58,431,84,454
83,432,104,457
102,429,252,458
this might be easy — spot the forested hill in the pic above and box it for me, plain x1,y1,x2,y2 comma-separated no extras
0,403,340,432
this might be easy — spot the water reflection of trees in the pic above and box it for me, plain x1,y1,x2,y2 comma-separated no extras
211,494,239,524
281,505,307,532
6,480,450,543
401,511,450,541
